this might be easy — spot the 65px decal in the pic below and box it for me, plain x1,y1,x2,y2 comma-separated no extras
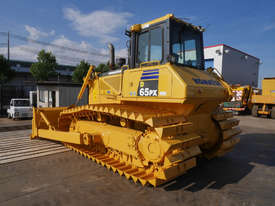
139,87,158,96
137,69,159,97
137,80,158,96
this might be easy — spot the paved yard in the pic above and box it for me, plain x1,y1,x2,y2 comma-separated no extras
0,116,275,206
0,130,69,164
0,118,31,127
0,118,31,132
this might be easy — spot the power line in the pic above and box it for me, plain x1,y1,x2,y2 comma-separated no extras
0,31,111,58
0,32,9,61
18,46,102,65
0,31,111,65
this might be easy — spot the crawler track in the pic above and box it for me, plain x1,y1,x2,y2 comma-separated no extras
64,143,196,186
58,105,241,187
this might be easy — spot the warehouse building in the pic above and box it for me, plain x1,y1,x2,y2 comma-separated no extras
8,60,75,86
204,44,260,87
0,60,76,115
36,82,88,108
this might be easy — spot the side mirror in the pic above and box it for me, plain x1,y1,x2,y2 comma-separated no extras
167,53,179,64
206,67,214,73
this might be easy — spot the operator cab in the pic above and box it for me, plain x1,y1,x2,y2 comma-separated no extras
127,14,205,70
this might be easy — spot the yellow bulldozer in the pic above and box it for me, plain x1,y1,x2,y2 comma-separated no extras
31,14,241,187
251,77,275,118
223,85,254,114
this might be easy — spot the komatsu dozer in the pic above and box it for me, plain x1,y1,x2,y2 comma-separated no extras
31,14,241,187
223,85,254,114
251,77,275,118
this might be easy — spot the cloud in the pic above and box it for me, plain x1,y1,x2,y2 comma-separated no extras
116,48,128,58
0,35,114,66
264,22,275,31
50,35,109,65
24,25,55,40
63,8,132,43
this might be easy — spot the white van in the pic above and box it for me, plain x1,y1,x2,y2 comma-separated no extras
7,99,33,120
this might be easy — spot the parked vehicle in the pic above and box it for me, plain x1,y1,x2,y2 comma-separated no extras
7,99,33,120
252,78,275,118
223,85,260,114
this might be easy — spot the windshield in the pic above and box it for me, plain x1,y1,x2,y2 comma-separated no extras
171,24,203,69
14,100,30,106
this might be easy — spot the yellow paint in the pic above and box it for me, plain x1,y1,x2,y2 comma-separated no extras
141,14,173,29
31,15,240,187
130,24,142,32
140,60,160,67
38,129,82,144
77,65,95,102
262,78,275,96
130,14,202,32
258,111,269,115
223,85,254,112
252,78,275,117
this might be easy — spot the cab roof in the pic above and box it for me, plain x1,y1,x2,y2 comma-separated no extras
130,14,204,32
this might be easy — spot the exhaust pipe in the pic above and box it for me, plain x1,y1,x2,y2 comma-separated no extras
108,43,115,70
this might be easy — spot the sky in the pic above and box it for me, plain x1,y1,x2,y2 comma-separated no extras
0,0,274,85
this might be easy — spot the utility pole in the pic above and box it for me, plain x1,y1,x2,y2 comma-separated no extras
0,32,9,60
7,31,10,62
0,32,10,115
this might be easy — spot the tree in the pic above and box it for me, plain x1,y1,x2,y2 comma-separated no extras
71,62,114,83
94,63,110,73
30,50,57,81
0,55,15,115
72,60,90,83
0,55,15,84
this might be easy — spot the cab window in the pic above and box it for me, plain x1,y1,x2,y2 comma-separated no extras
150,27,162,61
171,25,203,69
137,31,149,63
137,27,163,65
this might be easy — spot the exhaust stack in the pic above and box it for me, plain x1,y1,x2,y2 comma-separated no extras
108,43,115,70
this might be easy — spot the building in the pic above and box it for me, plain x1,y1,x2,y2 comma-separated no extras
8,60,75,86
0,60,76,115
204,44,260,87
37,82,88,108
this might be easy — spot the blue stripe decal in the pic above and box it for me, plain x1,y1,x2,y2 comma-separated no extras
141,75,159,80
142,72,159,76
143,69,159,73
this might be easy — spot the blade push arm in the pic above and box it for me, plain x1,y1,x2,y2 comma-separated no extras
76,65,95,105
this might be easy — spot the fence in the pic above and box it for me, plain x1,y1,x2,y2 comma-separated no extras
0,85,36,116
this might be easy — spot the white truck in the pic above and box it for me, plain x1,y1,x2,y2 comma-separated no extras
7,98,33,120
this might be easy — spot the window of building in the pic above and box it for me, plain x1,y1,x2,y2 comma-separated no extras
204,59,214,69
39,90,46,103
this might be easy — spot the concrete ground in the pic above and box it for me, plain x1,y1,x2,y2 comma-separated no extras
0,118,31,126
0,118,31,132
0,116,275,206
